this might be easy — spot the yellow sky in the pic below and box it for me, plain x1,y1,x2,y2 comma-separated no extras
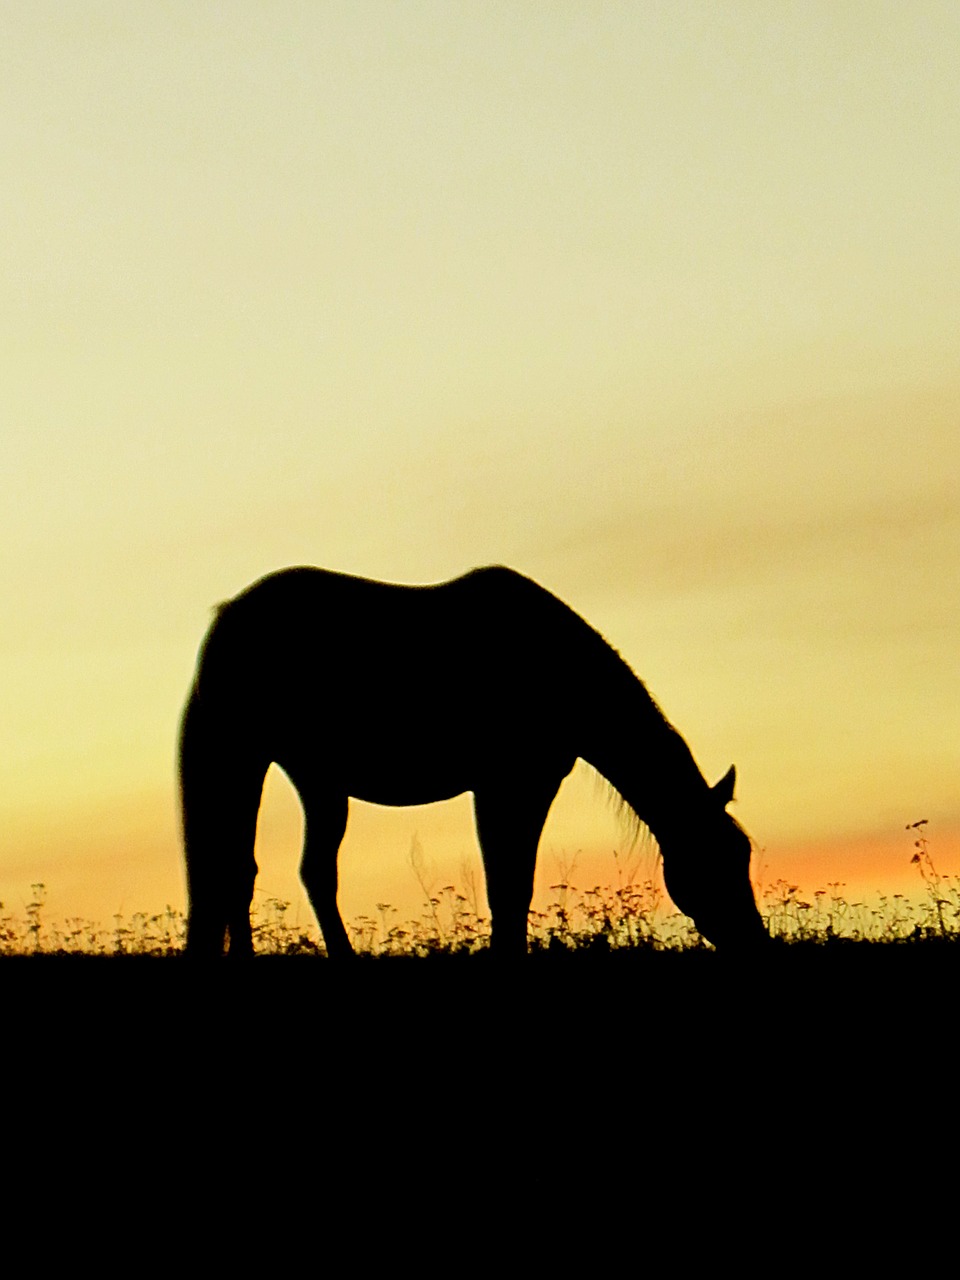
2,3,958,933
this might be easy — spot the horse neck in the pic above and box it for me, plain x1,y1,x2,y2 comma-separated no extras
579,671,711,843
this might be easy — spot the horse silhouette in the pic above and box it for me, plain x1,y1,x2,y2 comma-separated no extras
179,565,766,957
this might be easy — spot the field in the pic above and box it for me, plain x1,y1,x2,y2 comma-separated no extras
4,820,958,958
6,830,955,1236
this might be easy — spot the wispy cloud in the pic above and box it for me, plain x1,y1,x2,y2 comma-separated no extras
525,490,959,603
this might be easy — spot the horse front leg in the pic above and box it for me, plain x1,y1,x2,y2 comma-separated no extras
297,790,354,960
473,779,559,958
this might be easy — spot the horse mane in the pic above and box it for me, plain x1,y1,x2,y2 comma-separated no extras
591,765,652,850
564,608,746,853
564,612,676,851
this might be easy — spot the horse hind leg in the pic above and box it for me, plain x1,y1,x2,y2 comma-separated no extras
180,692,267,958
183,773,265,958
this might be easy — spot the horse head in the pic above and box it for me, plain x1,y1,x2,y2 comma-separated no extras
660,766,768,949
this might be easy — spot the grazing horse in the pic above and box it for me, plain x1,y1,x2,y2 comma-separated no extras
179,565,767,957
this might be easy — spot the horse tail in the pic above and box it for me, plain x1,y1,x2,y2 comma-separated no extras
179,616,269,957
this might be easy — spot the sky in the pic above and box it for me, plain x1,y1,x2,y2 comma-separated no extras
2,2,958,939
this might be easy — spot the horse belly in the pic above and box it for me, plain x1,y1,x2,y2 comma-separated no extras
270,685,480,806
265,626,560,804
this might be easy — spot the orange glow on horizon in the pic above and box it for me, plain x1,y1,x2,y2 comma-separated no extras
4,769,956,945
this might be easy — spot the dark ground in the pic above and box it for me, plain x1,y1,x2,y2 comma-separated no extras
5,946,953,1248
7,943,952,1115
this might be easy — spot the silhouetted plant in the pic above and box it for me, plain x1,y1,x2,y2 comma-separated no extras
25,884,46,953
908,819,960,938
0,903,18,950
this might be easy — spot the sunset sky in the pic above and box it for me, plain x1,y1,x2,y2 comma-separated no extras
2,3,957,938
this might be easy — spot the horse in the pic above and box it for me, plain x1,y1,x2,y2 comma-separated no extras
179,564,767,957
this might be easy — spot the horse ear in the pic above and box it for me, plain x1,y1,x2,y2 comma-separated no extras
711,765,737,807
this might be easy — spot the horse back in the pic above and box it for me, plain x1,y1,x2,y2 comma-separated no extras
193,565,597,726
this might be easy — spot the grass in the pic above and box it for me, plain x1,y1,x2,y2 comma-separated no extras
2,821,958,958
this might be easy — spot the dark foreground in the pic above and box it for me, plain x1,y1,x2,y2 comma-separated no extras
8,942,955,1101
6,944,954,1250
